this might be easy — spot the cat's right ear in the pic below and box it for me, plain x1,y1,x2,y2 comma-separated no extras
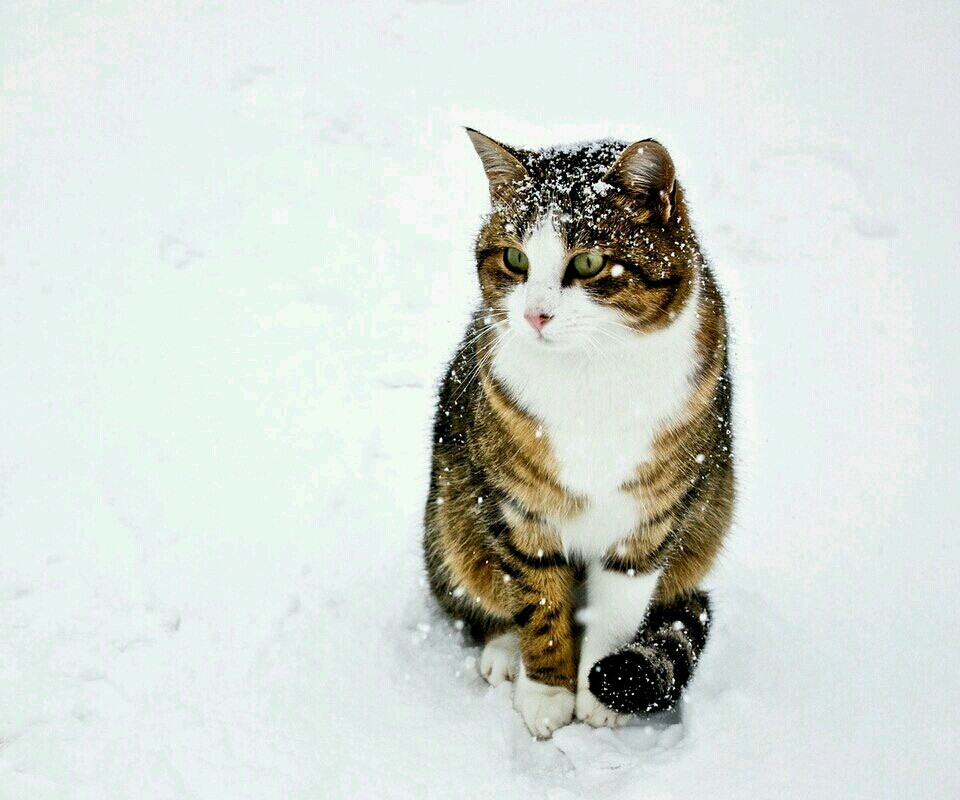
465,128,526,193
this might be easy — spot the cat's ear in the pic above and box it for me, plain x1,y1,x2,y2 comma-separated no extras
465,128,526,192
604,139,677,224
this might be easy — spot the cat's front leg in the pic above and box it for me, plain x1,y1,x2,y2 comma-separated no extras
576,562,661,727
504,553,577,738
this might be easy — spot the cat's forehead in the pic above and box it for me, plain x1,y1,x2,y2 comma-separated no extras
527,140,626,184
497,139,628,235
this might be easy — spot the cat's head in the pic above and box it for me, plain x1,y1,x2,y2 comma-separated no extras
467,129,699,351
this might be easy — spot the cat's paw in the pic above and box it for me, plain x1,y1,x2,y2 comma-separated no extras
588,644,677,715
575,686,629,728
479,631,519,686
513,670,575,739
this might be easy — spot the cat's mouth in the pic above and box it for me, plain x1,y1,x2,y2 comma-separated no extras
521,330,575,351
514,323,556,344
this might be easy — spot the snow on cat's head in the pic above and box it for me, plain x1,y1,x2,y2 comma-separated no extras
467,129,699,351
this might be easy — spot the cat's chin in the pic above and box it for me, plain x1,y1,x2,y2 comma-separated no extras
516,333,577,353
502,322,576,351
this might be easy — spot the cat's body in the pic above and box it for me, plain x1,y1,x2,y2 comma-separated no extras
423,130,734,738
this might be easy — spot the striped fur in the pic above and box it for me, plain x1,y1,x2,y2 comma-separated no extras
423,130,734,735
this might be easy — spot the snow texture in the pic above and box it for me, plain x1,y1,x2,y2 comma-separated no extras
1,1,958,798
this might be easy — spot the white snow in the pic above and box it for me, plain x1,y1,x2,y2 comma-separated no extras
1,1,958,798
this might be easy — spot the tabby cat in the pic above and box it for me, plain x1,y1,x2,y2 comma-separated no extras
423,129,734,738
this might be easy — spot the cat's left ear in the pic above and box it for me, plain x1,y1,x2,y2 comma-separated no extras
465,128,526,193
604,139,677,224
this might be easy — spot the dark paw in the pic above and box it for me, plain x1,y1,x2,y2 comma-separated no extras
588,644,679,715
588,591,711,715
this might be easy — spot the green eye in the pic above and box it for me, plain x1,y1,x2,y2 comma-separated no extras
503,247,529,273
571,251,606,278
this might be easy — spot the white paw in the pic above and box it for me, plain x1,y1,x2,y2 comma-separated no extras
479,631,519,686
513,668,575,739
575,687,628,728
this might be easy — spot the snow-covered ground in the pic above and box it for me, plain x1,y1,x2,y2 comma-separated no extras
1,2,958,797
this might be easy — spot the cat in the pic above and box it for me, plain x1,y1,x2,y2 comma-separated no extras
423,128,734,738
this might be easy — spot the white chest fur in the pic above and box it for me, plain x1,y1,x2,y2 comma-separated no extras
491,280,702,559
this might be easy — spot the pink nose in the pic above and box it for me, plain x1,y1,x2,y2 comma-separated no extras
523,310,553,333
